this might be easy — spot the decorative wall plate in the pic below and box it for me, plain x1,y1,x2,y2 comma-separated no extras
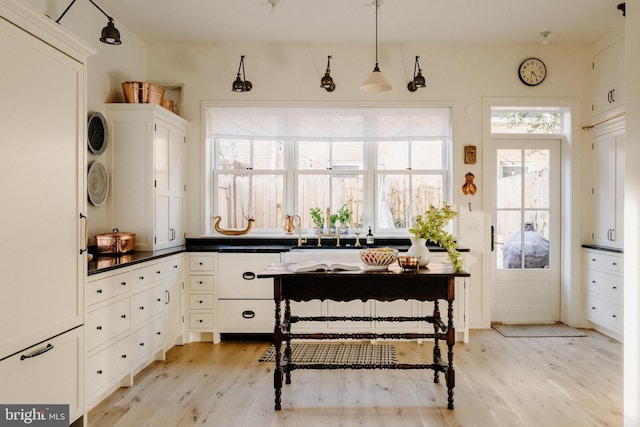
87,161,109,206
88,112,107,155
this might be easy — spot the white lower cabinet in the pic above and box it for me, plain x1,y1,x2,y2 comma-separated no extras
85,257,174,411
85,336,130,401
186,254,217,342
217,253,282,334
0,326,84,423
164,255,184,351
584,248,623,341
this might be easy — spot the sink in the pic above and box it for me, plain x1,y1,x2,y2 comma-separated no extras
290,245,364,250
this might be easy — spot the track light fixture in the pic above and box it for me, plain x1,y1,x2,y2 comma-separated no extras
55,0,122,45
232,55,252,92
407,56,426,92
360,0,392,92
320,55,336,92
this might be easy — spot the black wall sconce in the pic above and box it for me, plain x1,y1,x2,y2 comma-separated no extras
617,3,625,17
407,56,426,92
320,55,336,92
55,0,122,45
232,55,252,92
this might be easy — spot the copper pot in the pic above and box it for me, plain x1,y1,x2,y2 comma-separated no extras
96,228,136,255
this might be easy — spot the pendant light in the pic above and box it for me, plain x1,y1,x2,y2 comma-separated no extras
360,0,391,92
407,56,426,92
320,55,336,92
54,0,122,45
231,55,252,92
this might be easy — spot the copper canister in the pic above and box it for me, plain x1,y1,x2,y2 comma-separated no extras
95,228,136,255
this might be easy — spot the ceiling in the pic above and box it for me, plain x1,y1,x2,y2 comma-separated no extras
104,0,625,46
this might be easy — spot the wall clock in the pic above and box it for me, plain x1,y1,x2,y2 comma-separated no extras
88,112,107,155
518,57,546,86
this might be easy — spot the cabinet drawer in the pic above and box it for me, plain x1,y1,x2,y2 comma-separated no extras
189,313,214,329
0,327,83,421
87,271,130,306
586,293,624,333
86,297,131,350
131,285,165,327
189,294,214,310
165,256,184,280
189,255,214,271
86,335,130,398
132,262,165,290
218,299,273,333
585,268,624,301
584,250,623,274
217,253,280,297
131,316,164,364
189,275,214,291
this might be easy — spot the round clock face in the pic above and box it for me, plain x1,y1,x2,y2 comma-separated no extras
518,58,547,86
88,112,107,155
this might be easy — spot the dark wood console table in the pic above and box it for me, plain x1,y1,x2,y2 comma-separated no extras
257,263,470,410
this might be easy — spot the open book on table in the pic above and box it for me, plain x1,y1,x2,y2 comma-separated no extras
288,260,362,273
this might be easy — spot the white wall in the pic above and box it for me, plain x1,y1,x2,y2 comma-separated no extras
146,41,591,328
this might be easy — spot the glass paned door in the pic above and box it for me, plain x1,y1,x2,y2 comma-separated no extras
489,140,561,323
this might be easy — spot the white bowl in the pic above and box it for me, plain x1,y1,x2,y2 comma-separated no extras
360,248,399,269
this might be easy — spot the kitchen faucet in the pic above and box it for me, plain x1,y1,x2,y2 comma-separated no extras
317,207,340,247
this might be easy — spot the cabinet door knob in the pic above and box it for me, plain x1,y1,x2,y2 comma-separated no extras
96,289,103,294
156,331,162,335
121,281,127,286
242,272,256,280
198,319,203,323
140,306,145,310
97,370,103,375
157,298,162,302
121,354,127,359
121,314,127,319
156,270,161,275
139,276,144,280
96,326,102,330
139,342,145,346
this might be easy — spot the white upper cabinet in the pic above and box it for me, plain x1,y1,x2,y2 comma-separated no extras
108,104,187,251
592,38,626,117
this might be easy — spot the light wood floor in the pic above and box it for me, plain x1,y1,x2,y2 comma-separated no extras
88,329,622,427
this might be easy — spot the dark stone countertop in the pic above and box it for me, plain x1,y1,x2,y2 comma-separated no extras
87,237,469,276
581,244,623,254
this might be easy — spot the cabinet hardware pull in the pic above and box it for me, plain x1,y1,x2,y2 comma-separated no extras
242,272,256,280
97,289,103,293
166,290,170,304
612,262,617,266
20,343,53,360
157,298,162,302
198,300,203,304
613,286,618,289
198,281,203,285
156,270,161,275
139,342,144,346
592,280,597,284
156,331,161,335
139,276,144,280
199,262,203,265
140,306,145,310
121,282,127,286
96,326,102,330
97,370,103,374
121,314,127,318
613,314,617,318
242,310,256,319
79,213,88,254
121,354,127,358
592,306,596,310
198,319,203,323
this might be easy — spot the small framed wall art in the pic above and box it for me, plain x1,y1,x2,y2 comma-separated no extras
464,145,476,164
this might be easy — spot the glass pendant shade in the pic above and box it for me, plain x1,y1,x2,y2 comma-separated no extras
361,64,392,92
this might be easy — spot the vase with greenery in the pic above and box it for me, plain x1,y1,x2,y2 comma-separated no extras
310,207,325,230
336,204,352,234
408,203,463,271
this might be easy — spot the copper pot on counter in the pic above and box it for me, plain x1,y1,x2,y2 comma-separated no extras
95,228,136,255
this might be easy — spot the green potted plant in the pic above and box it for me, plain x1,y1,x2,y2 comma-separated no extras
336,204,352,234
408,202,462,271
310,207,325,230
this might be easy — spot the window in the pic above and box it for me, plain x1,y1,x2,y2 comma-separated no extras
206,105,452,234
491,106,561,134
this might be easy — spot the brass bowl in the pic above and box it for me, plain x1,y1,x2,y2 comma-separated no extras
398,255,420,271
